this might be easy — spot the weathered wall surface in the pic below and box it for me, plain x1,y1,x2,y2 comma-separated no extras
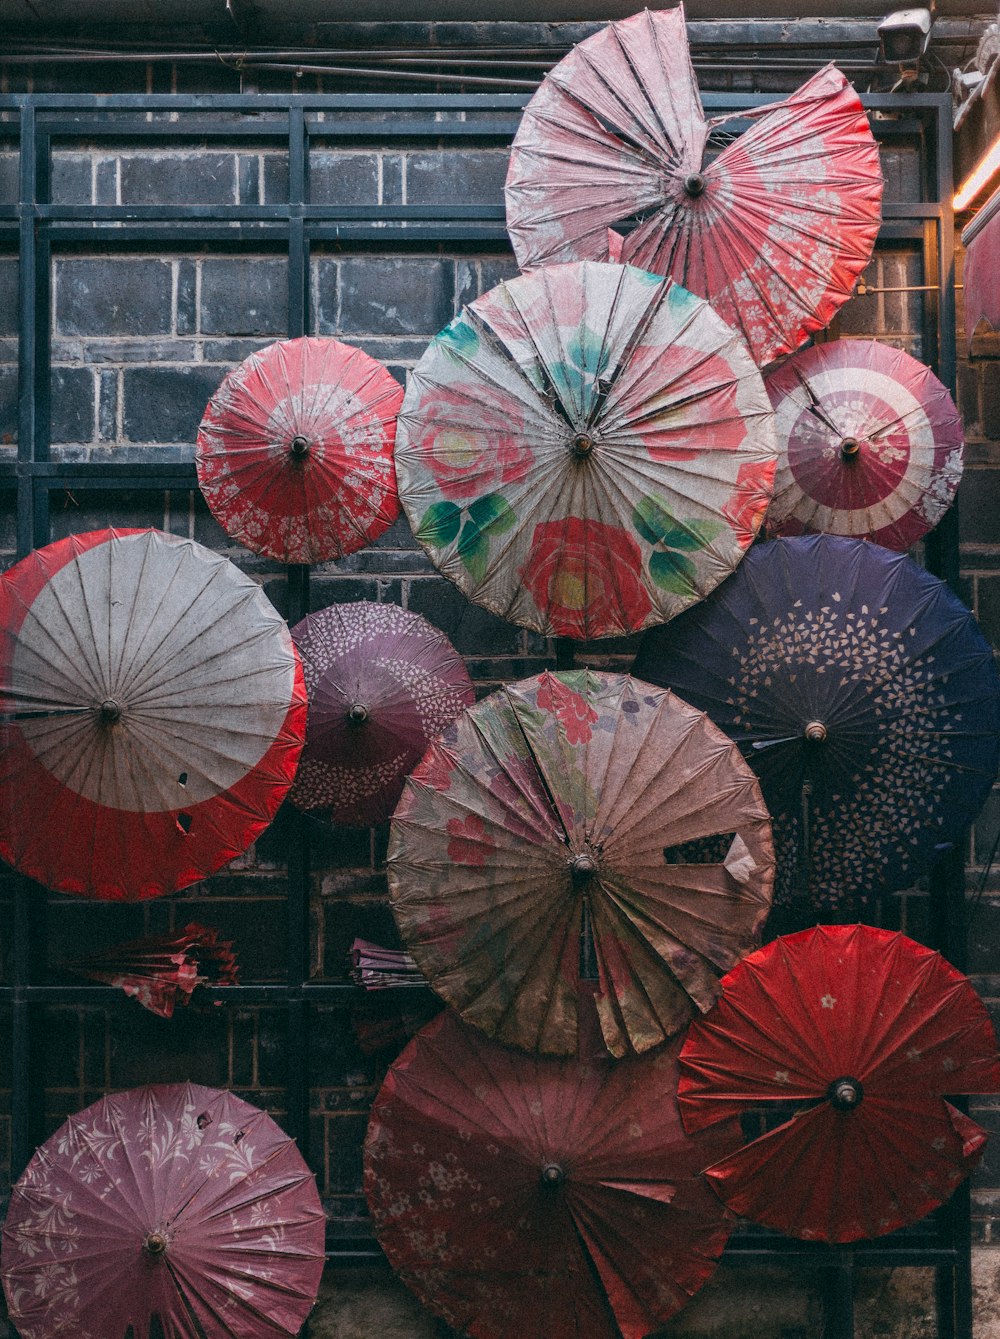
0,18,999,1338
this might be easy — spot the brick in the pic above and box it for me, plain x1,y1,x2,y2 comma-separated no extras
959,468,1000,547
314,258,339,333
456,254,519,308
110,1004,229,1088
120,152,238,206
95,156,117,205
336,257,454,337
176,259,197,334
199,257,288,336
122,365,227,443
51,152,92,205
310,152,379,206
50,366,94,444
0,258,16,338
1,364,18,445
238,153,260,205
0,153,17,205
879,145,921,204
381,154,403,205
263,154,290,204
406,576,520,656
406,150,508,205
55,258,173,337
48,491,167,542
976,576,1000,650
957,361,981,433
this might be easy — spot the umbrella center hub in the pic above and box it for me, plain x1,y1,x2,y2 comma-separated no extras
541,1162,566,1187
571,432,595,458
143,1231,169,1256
828,1076,864,1111
347,702,370,725
840,436,861,460
804,720,827,744
684,172,707,197
99,698,123,725
290,434,312,459
570,852,598,883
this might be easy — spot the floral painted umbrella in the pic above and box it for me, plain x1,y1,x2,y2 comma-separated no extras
388,670,775,1058
0,529,306,900
505,7,882,367
63,923,239,1019
1,1083,326,1339
288,601,474,826
365,1009,742,1339
764,339,964,550
395,260,777,640
633,535,1000,910
678,925,1000,1242
197,336,403,564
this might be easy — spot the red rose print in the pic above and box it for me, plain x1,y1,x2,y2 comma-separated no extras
536,673,599,746
412,745,457,793
447,813,495,867
636,349,747,462
521,517,653,638
722,458,776,547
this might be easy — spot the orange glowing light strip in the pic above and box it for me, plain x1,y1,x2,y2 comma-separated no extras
954,135,1000,211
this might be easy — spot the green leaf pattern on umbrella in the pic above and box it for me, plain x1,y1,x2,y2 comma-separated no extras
388,670,775,1057
395,261,777,640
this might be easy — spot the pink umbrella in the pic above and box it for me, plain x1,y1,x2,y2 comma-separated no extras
505,6,882,367
1,1083,326,1339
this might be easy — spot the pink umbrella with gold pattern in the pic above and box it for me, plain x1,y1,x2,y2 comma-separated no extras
505,6,882,368
394,261,777,641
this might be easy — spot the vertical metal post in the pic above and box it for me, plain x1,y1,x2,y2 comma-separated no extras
821,1255,855,1339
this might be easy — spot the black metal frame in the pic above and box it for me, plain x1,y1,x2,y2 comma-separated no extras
0,89,964,1339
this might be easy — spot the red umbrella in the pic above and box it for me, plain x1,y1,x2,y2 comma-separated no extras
288,601,474,826
0,529,306,901
505,7,882,367
197,337,403,564
678,925,1000,1243
365,1009,741,1339
1,1083,326,1339
764,340,963,550
63,922,239,1018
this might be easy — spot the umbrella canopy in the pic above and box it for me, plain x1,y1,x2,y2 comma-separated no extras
633,535,1000,909
764,339,963,550
388,669,775,1058
365,1009,741,1339
288,600,474,826
505,6,882,368
196,336,403,564
0,528,306,901
63,923,239,1018
395,260,777,640
1,1082,326,1339
678,924,1000,1243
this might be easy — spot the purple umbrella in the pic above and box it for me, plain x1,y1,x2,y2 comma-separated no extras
289,601,474,826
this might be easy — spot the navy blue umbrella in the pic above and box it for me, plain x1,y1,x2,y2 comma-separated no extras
633,535,1000,909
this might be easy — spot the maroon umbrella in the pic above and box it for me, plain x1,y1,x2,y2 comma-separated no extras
1,1083,326,1339
365,1009,741,1339
288,601,474,826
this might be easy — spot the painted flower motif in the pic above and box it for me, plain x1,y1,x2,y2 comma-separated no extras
416,385,530,503
638,350,748,461
722,458,777,547
446,812,496,867
536,673,599,746
521,517,653,638
412,745,457,794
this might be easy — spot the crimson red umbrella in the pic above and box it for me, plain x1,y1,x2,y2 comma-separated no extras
365,1009,741,1339
678,925,1000,1243
1,1083,326,1339
63,922,239,1018
197,336,403,564
0,529,306,901
505,7,882,367
288,601,474,826
764,340,963,550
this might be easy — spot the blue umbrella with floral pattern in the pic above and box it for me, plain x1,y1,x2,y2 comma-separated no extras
394,260,777,640
633,535,1000,909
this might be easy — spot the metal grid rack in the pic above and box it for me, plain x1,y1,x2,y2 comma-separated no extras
0,88,966,1339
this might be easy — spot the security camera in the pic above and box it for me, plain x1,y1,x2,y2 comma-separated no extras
878,9,932,67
